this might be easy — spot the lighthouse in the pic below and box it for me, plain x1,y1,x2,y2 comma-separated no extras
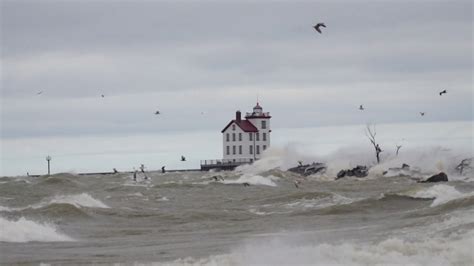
200,102,272,171
220,102,271,162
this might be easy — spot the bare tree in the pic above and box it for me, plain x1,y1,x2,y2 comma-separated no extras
396,145,402,156
365,124,382,163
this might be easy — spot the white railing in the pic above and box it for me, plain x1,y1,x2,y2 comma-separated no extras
245,112,270,117
200,158,253,166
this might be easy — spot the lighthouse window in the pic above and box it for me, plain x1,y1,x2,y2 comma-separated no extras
263,133,267,141
249,133,253,141
239,145,242,154
226,146,230,155
249,145,253,154
233,145,236,154
226,133,229,142
232,124,236,130
262,121,266,129
232,133,236,141
263,145,267,151
238,133,242,141
256,133,260,141
256,145,260,154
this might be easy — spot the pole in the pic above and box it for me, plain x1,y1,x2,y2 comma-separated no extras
46,155,51,176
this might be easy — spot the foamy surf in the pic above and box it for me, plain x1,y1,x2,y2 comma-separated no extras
236,144,473,183
0,217,74,243
222,174,279,187
400,184,474,207
165,231,474,266
0,194,110,213
35,193,110,209
285,193,355,210
0,206,13,212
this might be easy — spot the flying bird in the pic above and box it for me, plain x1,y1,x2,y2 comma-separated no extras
359,105,364,110
420,112,425,116
37,91,43,95
181,156,186,162
101,94,105,98
313,23,326,34
439,89,447,96
155,111,160,115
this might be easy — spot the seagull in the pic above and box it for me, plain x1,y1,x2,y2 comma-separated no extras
181,156,186,161
313,23,326,34
294,180,302,188
37,91,43,95
439,89,447,96
101,94,105,98
420,112,425,116
359,105,364,110
155,111,160,115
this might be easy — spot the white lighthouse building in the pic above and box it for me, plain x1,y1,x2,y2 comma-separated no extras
220,102,271,163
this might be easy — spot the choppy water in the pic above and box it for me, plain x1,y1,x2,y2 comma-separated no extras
1,147,473,265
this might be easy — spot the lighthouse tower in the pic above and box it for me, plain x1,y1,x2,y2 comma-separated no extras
220,102,271,163
245,102,271,160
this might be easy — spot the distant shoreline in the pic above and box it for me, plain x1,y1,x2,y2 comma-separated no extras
16,168,202,178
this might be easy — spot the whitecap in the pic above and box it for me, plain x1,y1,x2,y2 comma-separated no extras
401,184,474,207
165,230,474,266
0,216,74,243
222,174,278,187
0,205,13,212
28,193,110,209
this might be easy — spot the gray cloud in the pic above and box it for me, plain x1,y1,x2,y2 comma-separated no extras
1,0,472,138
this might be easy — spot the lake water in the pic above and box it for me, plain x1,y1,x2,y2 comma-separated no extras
0,120,473,265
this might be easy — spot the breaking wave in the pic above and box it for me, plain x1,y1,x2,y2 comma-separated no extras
222,174,278,187
0,216,74,243
399,184,474,207
0,193,109,213
236,145,473,181
165,231,474,266
43,193,110,209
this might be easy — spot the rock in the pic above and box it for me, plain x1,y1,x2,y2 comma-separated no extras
351,165,369,177
420,172,448,183
336,165,368,180
402,163,410,169
336,170,346,179
288,162,327,176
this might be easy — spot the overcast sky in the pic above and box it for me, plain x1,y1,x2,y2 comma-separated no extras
1,0,472,139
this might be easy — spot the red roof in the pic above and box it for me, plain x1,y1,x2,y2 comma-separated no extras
221,119,258,133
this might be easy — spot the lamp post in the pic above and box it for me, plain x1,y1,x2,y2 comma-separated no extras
46,155,51,176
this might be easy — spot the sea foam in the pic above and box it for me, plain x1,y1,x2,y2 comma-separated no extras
235,143,473,181
0,216,74,243
37,193,110,209
222,174,278,187
402,184,474,207
0,193,108,212
164,230,474,266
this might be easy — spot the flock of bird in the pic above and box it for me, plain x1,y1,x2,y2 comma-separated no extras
33,21,451,148
36,91,162,115
312,22,450,118
357,88,448,116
